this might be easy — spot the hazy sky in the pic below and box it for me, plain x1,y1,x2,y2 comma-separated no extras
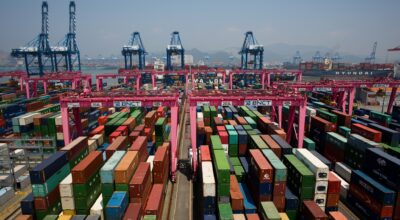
1,0,399,60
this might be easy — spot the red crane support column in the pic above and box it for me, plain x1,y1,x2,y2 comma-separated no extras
61,106,71,145
170,106,178,182
229,73,233,89
73,107,83,136
43,81,48,94
191,73,195,89
338,91,346,113
387,87,398,114
278,105,283,128
261,73,265,89
123,77,128,85
136,76,141,90
298,102,306,148
185,74,189,93
270,106,276,123
96,78,103,91
266,73,271,88
223,71,227,89
72,79,77,90
152,74,156,88
297,72,302,82
286,106,296,143
348,87,355,115
25,80,30,99
20,78,23,91
32,82,37,97
190,106,198,178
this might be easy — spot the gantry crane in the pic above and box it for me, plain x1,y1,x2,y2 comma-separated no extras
312,51,323,63
52,1,81,72
331,52,342,63
365,41,377,63
166,31,185,70
293,51,302,65
239,31,264,70
122,32,147,70
11,1,53,76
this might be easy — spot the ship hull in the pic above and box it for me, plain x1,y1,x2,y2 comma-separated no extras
302,70,392,77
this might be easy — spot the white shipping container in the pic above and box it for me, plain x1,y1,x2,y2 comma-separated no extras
88,139,98,152
217,114,223,119
61,196,75,210
313,193,327,208
90,134,104,146
55,115,63,125
0,187,14,206
90,194,104,220
197,112,204,121
334,162,351,182
13,165,27,179
233,214,246,220
314,180,328,194
331,172,349,199
294,149,329,181
16,175,30,190
59,174,73,197
222,144,229,155
147,156,155,171
19,113,40,126
201,161,216,197
109,107,116,114
57,133,64,140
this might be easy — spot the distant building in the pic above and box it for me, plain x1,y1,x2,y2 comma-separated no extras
171,54,194,65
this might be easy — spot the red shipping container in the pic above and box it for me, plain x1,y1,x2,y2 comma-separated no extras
257,117,272,133
260,135,282,158
328,172,341,194
98,116,108,125
236,117,248,125
213,117,224,126
123,118,137,132
89,126,104,137
106,136,129,159
116,125,129,136
34,187,60,210
205,127,213,145
59,136,88,161
129,162,152,205
249,149,273,183
153,146,169,184
238,144,247,156
134,124,145,133
331,110,351,128
129,131,141,142
351,123,382,142
273,181,286,197
218,131,229,145
273,195,286,212
129,136,149,162
323,142,345,163
71,151,103,184
328,211,347,220
246,213,261,220
145,111,156,127
228,120,238,126
216,126,226,132
311,116,336,132
326,193,340,207
109,131,122,144
123,202,142,220
200,145,212,161
197,121,205,134
349,184,393,218
301,201,329,220
145,184,165,219
394,192,400,220
230,175,244,211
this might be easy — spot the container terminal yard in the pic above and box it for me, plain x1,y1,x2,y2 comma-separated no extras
1,1,400,220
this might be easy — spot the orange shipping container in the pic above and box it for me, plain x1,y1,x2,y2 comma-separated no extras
351,123,382,142
230,175,244,211
115,151,139,184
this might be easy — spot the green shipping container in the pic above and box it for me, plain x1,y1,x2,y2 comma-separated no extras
249,135,268,149
213,150,230,184
115,183,129,191
229,157,241,167
101,183,114,197
74,183,101,210
218,203,233,220
260,201,280,220
316,109,337,124
35,200,62,220
228,130,238,145
303,137,316,151
244,116,257,129
233,165,245,182
262,149,287,182
32,164,71,197
338,126,351,138
143,215,157,220
211,135,223,151
73,172,100,198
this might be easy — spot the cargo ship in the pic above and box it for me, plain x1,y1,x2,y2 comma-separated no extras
283,59,395,78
